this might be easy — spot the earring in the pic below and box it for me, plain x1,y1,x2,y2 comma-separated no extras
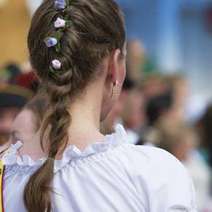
111,80,119,99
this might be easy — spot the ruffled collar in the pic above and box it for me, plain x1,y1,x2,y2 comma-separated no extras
2,125,127,172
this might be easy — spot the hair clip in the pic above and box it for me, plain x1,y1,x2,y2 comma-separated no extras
54,17,66,28
51,59,62,70
44,37,58,47
54,0,67,10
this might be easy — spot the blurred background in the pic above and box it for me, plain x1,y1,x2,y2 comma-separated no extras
0,0,212,211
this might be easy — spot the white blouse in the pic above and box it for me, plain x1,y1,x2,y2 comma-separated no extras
2,125,197,212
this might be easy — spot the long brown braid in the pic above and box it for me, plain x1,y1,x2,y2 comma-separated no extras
24,0,125,211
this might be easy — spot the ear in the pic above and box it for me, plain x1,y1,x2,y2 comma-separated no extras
108,49,126,85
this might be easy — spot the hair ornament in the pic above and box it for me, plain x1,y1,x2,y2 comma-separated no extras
52,59,62,69
54,17,66,28
44,37,58,47
44,32,63,52
54,0,67,10
47,0,73,78
49,61,61,79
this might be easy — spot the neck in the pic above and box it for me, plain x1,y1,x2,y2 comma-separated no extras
66,93,105,150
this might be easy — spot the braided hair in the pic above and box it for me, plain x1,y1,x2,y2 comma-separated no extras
24,0,125,211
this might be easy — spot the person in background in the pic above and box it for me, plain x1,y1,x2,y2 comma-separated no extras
143,73,190,146
0,65,36,154
143,90,174,145
142,73,168,100
197,104,212,168
0,84,33,154
0,63,21,85
120,85,145,144
195,104,212,211
16,71,39,94
156,121,196,162
155,120,211,211
6,95,48,160
165,73,189,123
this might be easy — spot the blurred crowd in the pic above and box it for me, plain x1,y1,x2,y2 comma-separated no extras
0,0,212,211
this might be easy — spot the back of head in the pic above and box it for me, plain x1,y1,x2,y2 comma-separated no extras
156,120,196,161
145,91,174,126
24,0,125,211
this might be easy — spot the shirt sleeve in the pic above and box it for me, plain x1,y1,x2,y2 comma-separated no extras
126,145,198,211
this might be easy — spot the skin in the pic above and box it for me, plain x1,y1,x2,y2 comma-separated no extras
101,89,129,134
12,48,126,160
0,107,20,153
9,109,44,159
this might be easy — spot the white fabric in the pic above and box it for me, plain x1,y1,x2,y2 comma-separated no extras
2,125,197,212
125,129,139,144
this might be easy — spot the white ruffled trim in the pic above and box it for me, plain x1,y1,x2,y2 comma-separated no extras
2,124,127,172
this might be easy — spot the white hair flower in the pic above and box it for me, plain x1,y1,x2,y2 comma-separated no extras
52,59,62,70
54,17,66,28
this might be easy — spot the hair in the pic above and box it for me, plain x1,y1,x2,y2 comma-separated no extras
156,121,194,151
165,73,186,89
199,105,212,147
122,76,137,91
24,0,125,211
198,104,212,167
145,91,174,126
155,120,196,161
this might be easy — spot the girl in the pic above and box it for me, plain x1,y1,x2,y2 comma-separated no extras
2,0,196,211
6,95,48,160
